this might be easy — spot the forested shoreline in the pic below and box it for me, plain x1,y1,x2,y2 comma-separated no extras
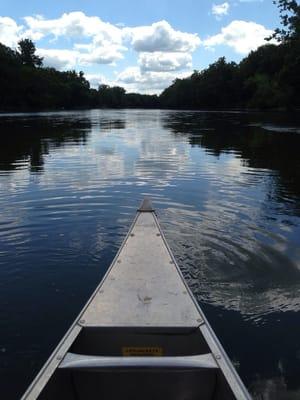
0,0,299,112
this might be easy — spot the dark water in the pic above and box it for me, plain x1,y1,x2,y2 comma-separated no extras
0,109,300,399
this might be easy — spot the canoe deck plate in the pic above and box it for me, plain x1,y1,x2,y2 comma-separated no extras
82,212,201,327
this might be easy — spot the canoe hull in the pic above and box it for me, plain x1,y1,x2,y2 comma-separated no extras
21,199,251,400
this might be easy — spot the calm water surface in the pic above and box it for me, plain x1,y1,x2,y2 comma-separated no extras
0,109,300,399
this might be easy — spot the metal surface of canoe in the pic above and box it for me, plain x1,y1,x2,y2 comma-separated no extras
21,198,251,400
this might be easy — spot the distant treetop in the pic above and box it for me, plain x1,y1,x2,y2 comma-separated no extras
18,39,43,68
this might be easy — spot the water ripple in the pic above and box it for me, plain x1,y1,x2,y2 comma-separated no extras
0,109,300,399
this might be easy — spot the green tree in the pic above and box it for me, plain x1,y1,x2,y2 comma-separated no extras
97,85,126,107
2,0,300,115
270,0,300,41
160,58,241,109
18,39,43,67
244,73,283,108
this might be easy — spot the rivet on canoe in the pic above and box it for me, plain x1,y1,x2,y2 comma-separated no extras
79,319,85,325
117,260,121,263
130,233,135,237
169,261,174,264
156,233,161,236
197,318,202,323
57,355,63,361
215,354,221,360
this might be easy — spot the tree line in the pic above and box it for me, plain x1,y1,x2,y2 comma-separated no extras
0,0,299,111
0,39,159,110
160,0,300,109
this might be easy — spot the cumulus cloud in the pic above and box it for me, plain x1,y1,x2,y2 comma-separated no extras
23,13,200,57
0,11,277,93
36,48,78,70
139,52,192,72
1,13,199,71
0,16,23,47
116,67,192,94
0,12,200,95
37,47,123,71
125,20,200,53
212,3,230,20
75,45,124,65
203,20,274,54
24,12,123,44
24,12,126,65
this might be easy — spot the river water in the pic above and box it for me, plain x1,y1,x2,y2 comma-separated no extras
0,109,300,399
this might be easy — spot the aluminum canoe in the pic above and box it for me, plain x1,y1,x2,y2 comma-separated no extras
21,198,251,400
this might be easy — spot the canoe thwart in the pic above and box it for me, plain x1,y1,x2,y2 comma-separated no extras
59,352,218,370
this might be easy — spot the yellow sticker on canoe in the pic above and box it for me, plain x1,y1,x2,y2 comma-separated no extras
122,347,163,356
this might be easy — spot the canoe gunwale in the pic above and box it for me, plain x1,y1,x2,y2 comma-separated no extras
153,211,251,400
21,199,251,400
21,208,142,400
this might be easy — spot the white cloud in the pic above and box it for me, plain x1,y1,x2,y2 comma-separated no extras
38,46,123,71
0,16,23,47
116,67,192,94
0,12,200,93
125,20,200,53
77,45,124,65
212,3,230,19
203,20,274,54
36,48,78,70
24,12,126,65
139,52,192,72
0,12,200,77
23,14,200,56
24,12,123,44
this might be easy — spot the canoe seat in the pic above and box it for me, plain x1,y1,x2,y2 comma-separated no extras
59,352,218,370
58,352,219,400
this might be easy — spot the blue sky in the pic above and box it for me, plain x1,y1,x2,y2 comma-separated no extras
0,0,280,93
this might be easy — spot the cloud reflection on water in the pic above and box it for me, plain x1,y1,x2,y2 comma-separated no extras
0,109,300,399
1,109,300,324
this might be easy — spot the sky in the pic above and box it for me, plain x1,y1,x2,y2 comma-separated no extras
0,0,281,94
